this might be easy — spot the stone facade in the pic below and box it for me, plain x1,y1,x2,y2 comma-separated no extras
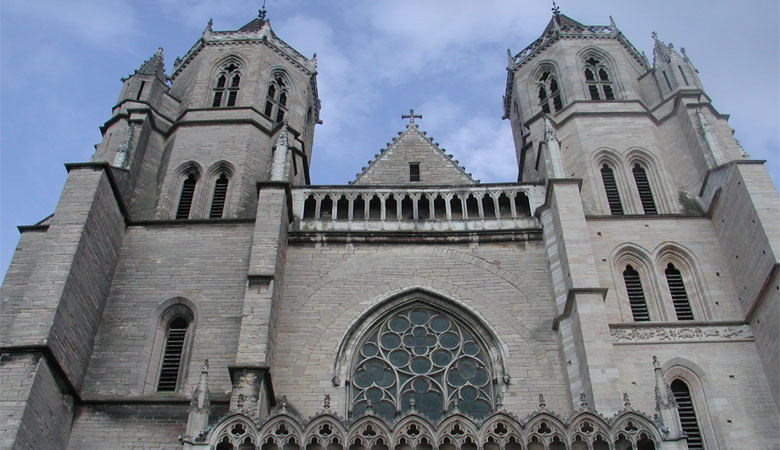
1,11,778,450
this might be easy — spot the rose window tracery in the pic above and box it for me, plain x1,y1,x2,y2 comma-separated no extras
351,306,494,421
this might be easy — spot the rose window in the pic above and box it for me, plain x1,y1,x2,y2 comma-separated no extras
350,306,494,421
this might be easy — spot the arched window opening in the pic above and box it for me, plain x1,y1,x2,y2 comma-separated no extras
636,434,656,450
157,316,190,391
584,56,615,100
450,196,463,220
176,174,197,219
401,195,414,220
514,193,531,217
215,422,257,450
614,435,631,450
303,195,317,219
320,196,334,221
465,195,479,219
481,196,496,219
418,195,431,220
434,195,447,220
665,263,694,320
601,164,624,215
213,63,241,107
210,173,229,219
671,380,704,450
337,196,349,220
537,70,563,113
497,193,512,219
623,265,650,321
368,195,382,221
350,305,494,422
632,163,657,214
265,72,290,123
386,195,398,220
354,196,366,220
592,436,609,450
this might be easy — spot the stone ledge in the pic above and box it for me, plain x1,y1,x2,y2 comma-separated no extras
609,322,753,344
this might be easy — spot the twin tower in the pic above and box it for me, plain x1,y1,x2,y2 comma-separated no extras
2,10,778,450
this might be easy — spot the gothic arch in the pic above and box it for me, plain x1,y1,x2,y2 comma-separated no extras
259,414,306,448
165,161,204,219
609,413,662,449
144,298,197,393
210,55,246,108
391,414,436,448
610,243,665,322
304,414,348,448
336,290,509,422
211,413,260,450
203,160,236,218
653,242,713,320
529,61,566,115
625,147,675,214
346,416,392,449
592,148,635,215
576,46,624,100
661,358,720,449
264,66,295,122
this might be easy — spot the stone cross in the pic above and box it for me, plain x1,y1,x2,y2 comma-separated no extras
402,109,422,124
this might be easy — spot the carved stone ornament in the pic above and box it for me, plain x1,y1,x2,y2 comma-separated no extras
610,324,753,343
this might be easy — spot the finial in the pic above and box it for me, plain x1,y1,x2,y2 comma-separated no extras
503,374,512,385
259,0,267,21
331,375,341,386
551,0,560,17
366,399,373,412
579,392,588,409
452,399,460,413
653,355,660,369
538,393,546,409
280,395,288,412
651,31,658,41
402,109,422,125
623,392,631,408
496,393,503,410
207,18,213,31
324,394,331,409
201,359,209,373
409,397,416,411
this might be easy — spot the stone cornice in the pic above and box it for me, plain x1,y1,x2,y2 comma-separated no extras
609,321,754,344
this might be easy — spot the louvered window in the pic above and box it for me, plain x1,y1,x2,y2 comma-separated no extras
212,63,240,107
209,173,229,218
176,174,197,219
157,317,189,392
665,263,694,320
601,164,624,215
671,380,704,449
409,163,420,182
584,56,615,100
633,164,657,214
623,265,650,321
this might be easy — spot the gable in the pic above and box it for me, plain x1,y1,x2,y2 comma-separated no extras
353,125,476,186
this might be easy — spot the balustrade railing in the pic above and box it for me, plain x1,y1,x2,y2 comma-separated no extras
291,185,542,232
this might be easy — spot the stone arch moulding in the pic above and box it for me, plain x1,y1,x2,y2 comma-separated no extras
529,60,566,115
164,160,204,219
331,288,510,407
264,65,297,96
653,242,714,321
625,147,675,214
203,160,237,217
592,148,636,215
210,413,259,449
209,54,246,108
661,357,721,450
143,297,198,394
609,243,665,322
575,45,624,99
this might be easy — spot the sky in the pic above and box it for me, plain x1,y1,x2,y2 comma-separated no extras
1,0,778,279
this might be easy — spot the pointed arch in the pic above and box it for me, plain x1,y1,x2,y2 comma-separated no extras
625,147,675,214
593,148,631,215
211,414,260,450
577,46,621,101
610,244,664,322
530,61,566,114
144,300,196,393
661,358,718,450
653,242,713,321
171,161,203,220
205,160,236,219
211,56,245,107
265,67,294,123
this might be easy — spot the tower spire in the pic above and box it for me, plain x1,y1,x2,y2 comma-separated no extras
258,0,268,22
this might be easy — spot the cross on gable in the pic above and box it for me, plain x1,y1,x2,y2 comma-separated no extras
401,109,422,125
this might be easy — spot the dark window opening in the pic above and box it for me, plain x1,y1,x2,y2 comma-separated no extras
678,66,689,86
433,195,447,220
498,193,512,219
176,174,197,219
264,101,274,116
336,196,349,220
465,194,479,219
632,163,657,214
665,263,694,320
538,70,564,113
136,81,146,100
303,195,316,219
265,73,289,123
584,56,615,100
409,163,420,182
386,195,398,220
418,195,431,220
481,195,496,219
671,380,704,449
401,195,414,219
601,164,624,215
212,65,240,107
663,71,672,91
320,196,333,220
368,195,381,221
589,85,601,100
212,91,224,107
514,193,531,217
450,196,463,220
353,196,365,220
623,265,650,321
157,317,189,391
209,173,229,218
227,90,238,106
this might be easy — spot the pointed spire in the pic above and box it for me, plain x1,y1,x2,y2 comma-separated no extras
544,117,565,178
323,394,331,410
538,393,546,409
113,120,135,168
185,359,211,439
623,392,631,408
652,355,684,439
651,31,684,67
134,47,166,82
259,0,268,22
271,121,290,181
579,392,588,410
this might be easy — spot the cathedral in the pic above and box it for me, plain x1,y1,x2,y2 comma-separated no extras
1,7,778,450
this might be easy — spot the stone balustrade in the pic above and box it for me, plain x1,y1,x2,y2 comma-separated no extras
291,184,543,232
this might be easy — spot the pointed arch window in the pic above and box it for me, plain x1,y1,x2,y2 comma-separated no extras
600,163,623,215
583,56,615,100
632,163,657,214
176,174,197,219
209,173,229,218
623,265,650,321
350,305,494,422
670,380,704,449
665,263,694,320
212,63,241,107
264,72,289,123
157,316,190,391
537,69,564,113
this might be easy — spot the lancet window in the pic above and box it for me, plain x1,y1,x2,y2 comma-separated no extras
210,173,230,218
670,380,704,449
632,163,657,214
623,265,650,321
600,164,623,215
176,173,198,219
665,263,693,320
157,316,190,391
583,56,615,100
350,305,494,422
537,69,563,113
212,63,241,107
264,71,290,123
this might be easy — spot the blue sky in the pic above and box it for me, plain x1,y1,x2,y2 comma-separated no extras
1,0,778,278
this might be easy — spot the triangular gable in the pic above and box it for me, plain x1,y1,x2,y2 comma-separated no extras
542,13,586,35
353,124,476,186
